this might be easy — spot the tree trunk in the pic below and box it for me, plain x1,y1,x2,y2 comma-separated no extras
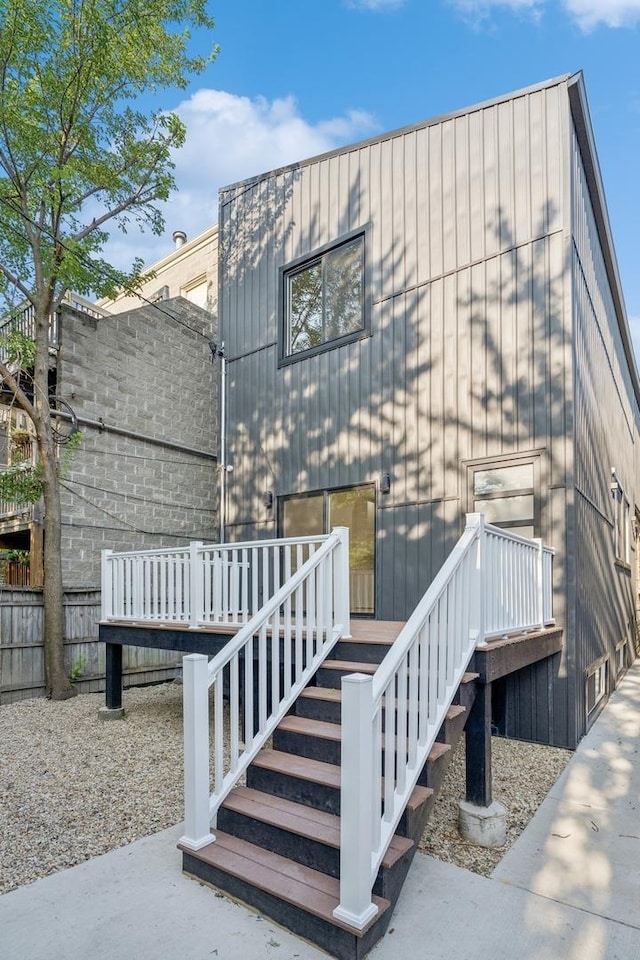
40,441,76,700
32,293,76,702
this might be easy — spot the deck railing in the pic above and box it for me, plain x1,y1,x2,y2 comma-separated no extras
179,526,350,851
481,527,555,639
101,535,327,625
0,292,109,363
334,514,555,929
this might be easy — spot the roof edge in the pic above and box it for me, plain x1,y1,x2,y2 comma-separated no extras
567,72,640,410
219,73,572,202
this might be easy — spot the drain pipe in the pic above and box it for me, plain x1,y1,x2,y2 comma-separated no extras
216,342,227,544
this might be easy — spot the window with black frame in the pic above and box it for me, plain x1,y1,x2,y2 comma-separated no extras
612,472,630,565
281,233,366,361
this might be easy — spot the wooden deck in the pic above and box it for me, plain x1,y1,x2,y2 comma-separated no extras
97,618,407,713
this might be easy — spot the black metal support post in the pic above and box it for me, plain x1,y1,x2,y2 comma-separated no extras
105,642,123,710
465,680,493,807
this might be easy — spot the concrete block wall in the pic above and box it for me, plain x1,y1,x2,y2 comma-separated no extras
56,298,218,588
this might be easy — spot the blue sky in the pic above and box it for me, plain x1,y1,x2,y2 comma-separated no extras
115,0,640,352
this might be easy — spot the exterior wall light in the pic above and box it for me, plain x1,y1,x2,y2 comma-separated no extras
380,472,391,495
263,491,274,509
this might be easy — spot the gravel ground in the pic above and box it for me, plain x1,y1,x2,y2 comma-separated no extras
419,734,572,875
0,683,571,895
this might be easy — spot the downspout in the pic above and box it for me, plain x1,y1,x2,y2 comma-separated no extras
218,342,227,544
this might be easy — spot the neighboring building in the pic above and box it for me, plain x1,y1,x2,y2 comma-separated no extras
0,293,218,589
57,296,218,586
99,224,218,317
218,72,640,749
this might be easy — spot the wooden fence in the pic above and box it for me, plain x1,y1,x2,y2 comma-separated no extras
0,587,181,704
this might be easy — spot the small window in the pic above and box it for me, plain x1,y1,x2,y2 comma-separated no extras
181,275,208,309
616,642,626,677
612,472,630,565
469,460,537,538
586,660,607,718
281,232,366,361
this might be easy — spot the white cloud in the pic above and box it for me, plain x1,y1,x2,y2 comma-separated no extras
451,0,544,23
347,0,406,9
450,0,640,29
107,90,377,270
563,0,640,29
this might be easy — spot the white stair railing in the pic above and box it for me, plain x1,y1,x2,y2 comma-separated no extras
101,535,327,625
334,514,555,928
180,526,350,851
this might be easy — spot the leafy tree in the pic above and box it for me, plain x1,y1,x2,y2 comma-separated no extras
0,0,217,699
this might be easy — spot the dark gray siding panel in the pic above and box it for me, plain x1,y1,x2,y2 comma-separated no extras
571,120,639,742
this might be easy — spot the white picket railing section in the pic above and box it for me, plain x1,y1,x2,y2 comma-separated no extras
482,527,555,639
333,514,555,929
101,535,327,625
179,527,351,851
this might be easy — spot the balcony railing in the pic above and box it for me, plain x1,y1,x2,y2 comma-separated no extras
0,292,110,363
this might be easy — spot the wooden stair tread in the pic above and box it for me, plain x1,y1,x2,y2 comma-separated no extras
252,749,435,808
253,748,342,788
338,635,395,647
462,671,479,683
278,715,341,740
277,716,454,767
446,704,466,720
429,742,451,761
223,786,413,867
299,686,341,701
406,784,434,811
299,690,468,722
180,830,390,935
321,659,378,674
349,621,406,642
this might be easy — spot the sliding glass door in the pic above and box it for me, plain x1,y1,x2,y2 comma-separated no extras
281,484,375,615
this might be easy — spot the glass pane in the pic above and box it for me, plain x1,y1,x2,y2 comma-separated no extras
474,463,534,495
324,238,363,341
329,486,375,615
183,280,207,308
499,524,535,540
288,261,323,354
474,494,534,524
282,494,324,539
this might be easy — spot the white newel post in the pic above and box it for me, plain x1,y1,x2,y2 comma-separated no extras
332,526,351,639
534,538,544,629
189,541,204,628
180,654,214,851
333,673,378,930
101,550,113,620
466,513,485,645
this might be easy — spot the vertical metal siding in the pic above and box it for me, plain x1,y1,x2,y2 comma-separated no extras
221,80,570,523
571,120,639,742
220,80,580,742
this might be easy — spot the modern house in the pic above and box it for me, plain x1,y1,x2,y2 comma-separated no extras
96,73,639,957
217,71,639,751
